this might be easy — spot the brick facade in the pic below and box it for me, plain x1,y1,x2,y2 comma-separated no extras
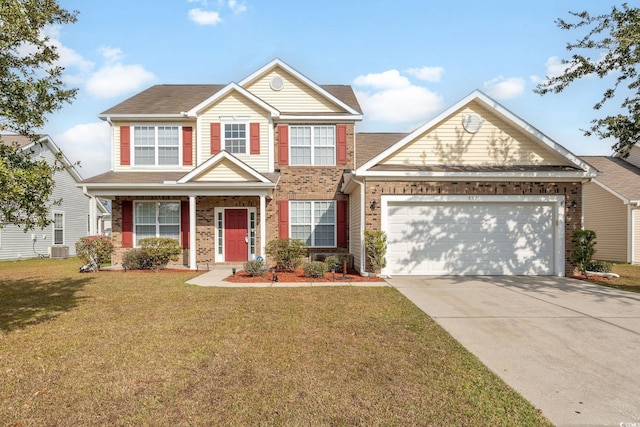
362,180,582,276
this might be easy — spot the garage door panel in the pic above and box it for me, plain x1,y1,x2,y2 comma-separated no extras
386,202,554,276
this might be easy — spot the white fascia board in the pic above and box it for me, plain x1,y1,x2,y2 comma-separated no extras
186,82,280,117
238,58,361,116
97,114,185,120
591,178,631,204
278,114,363,122
29,135,85,182
356,170,597,181
83,187,273,198
357,90,598,176
178,150,272,184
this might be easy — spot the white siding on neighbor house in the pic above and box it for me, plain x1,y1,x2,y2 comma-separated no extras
633,208,640,264
243,68,344,114
624,146,640,169
379,102,572,167
193,159,258,182
583,182,628,263
198,92,270,172
0,144,90,260
349,185,363,272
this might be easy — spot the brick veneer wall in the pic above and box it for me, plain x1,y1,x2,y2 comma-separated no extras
362,180,582,276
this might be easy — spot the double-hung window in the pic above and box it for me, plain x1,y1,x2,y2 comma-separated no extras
290,201,336,247
133,125,180,166
290,125,335,166
223,122,247,154
134,201,180,246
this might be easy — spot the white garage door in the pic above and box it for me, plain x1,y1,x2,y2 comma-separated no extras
385,199,557,276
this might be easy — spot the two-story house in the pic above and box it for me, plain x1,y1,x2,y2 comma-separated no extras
81,59,597,276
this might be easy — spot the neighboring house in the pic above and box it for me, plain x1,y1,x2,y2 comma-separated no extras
81,59,597,276
0,135,108,260
580,155,640,264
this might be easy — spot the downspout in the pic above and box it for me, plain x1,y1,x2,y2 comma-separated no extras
82,185,97,236
351,173,367,276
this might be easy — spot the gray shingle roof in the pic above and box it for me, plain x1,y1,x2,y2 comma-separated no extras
580,156,640,201
355,132,408,167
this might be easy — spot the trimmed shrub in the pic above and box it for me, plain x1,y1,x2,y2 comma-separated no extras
324,255,342,272
304,261,327,278
244,259,268,277
587,260,612,273
364,230,387,274
122,248,152,271
265,238,307,272
122,238,181,271
76,235,113,268
572,229,597,276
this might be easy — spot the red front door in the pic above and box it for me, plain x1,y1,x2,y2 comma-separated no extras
225,209,248,262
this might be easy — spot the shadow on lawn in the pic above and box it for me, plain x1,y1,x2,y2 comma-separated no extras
0,276,92,332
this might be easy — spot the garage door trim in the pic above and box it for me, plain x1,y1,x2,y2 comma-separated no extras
380,194,565,276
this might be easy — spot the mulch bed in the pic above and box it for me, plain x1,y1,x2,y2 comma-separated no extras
224,267,385,283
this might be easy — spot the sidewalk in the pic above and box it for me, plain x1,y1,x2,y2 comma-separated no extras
185,266,389,287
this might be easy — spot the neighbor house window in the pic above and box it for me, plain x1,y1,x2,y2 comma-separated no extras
133,125,180,165
290,125,335,166
223,123,247,154
134,201,180,246
53,212,64,245
290,201,336,247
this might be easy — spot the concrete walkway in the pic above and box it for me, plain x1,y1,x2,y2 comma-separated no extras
185,266,389,287
387,276,640,427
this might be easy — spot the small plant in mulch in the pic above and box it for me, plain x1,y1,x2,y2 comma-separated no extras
265,238,307,272
243,259,269,277
303,261,327,278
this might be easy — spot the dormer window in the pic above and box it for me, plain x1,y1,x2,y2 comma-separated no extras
133,125,180,166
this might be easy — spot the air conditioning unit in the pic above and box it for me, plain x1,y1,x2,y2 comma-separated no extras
49,245,69,259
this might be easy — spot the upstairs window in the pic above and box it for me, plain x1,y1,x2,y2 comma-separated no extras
133,125,180,166
290,125,335,166
224,123,247,154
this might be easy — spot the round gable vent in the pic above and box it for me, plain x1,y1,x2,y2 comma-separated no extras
270,75,285,91
462,113,483,133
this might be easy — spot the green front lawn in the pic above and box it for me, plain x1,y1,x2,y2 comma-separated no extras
593,263,640,293
0,258,551,426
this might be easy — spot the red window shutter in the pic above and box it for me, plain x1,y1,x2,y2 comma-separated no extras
210,123,221,154
278,200,289,239
120,126,130,166
121,200,133,248
182,127,193,166
336,124,347,165
180,200,190,248
278,124,288,165
337,200,347,247
250,122,260,155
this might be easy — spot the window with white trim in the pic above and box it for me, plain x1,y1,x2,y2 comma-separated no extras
290,125,335,166
134,201,180,246
223,123,247,154
133,125,180,165
290,201,336,247
53,212,64,245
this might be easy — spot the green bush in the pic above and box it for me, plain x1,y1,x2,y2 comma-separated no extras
572,229,597,276
586,260,612,273
304,261,327,278
122,248,152,271
244,259,268,277
122,238,181,271
265,238,307,272
324,255,342,272
76,235,113,267
364,230,387,274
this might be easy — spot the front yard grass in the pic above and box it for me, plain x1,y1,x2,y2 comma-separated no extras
593,263,640,293
0,258,551,426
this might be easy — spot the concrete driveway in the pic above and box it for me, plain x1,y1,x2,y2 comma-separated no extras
387,276,640,427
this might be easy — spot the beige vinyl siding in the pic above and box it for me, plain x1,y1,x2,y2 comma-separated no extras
113,121,196,171
380,102,573,166
625,146,640,169
193,159,257,182
243,67,343,113
199,92,270,172
583,183,628,262
633,209,640,264
349,185,363,271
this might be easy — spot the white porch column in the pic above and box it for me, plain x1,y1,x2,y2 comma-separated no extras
260,195,266,258
89,196,97,235
189,195,197,270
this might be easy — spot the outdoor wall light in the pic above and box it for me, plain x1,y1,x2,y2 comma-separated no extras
370,200,378,210
570,199,577,208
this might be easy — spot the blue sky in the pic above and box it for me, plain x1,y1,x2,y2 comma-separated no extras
47,0,619,177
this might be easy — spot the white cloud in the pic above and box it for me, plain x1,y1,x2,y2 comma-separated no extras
86,63,156,98
188,8,222,25
99,46,124,64
55,122,111,178
228,0,247,13
406,66,445,83
354,69,443,123
483,76,526,100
